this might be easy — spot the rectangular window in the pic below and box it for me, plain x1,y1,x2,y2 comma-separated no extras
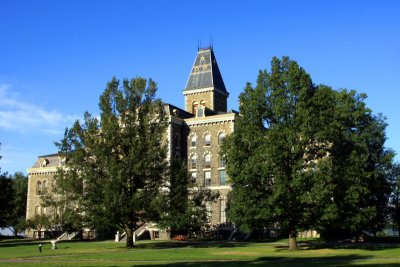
191,157,197,169
220,200,226,223
219,157,226,168
204,171,211,186
204,154,211,168
204,134,211,146
191,172,197,184
219,170,226,185
191,136,197,147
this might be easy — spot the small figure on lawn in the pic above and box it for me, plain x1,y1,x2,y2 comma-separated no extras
38,243,42,253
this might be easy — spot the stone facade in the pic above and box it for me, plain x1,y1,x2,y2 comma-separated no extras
26,154,62,238
26,47,237,237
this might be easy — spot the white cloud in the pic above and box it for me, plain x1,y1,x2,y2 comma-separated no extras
0,84,77,135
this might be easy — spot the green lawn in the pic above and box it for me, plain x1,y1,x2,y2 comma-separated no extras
1,239,400,267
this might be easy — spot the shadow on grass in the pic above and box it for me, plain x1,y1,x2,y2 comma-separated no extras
63,255,400,267
0,239,47,248
133,240,255,250
295,241,400,251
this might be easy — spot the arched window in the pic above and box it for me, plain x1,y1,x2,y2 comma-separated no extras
204,154,211,168
191,135,197,147
36,181,42,195
191,155,197,169
42,180,48,194
192,101,198,115
204,133,211,146
218,132,225,145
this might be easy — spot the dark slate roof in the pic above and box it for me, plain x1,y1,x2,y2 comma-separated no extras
184,47,227,93
32,153,62,168
163,103,194,119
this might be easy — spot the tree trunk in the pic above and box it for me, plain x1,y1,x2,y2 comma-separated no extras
126,227,134,248
289,231,298,250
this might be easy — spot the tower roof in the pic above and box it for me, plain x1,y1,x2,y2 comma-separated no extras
184,47,227,93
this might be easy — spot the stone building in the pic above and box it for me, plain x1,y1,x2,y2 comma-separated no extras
26,47,237,238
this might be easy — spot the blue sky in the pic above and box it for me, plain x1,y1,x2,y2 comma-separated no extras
0,0,399,174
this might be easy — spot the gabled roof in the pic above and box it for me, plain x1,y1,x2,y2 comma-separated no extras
184,47,227,93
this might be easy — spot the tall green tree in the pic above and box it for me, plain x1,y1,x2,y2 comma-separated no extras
53,77,168,248
223,57,315,249
309,89,394,238
223,56,394,249
0,177,13,230
7,172,28,236
387,162,400,235
0,143,13,230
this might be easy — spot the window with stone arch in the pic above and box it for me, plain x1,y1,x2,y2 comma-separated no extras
190,154,197,170
190,134,197,147
200,100,206,109
204,153,211,168
204,133,211,146
42,180,48,194
218,132,225,145
192,101,198,115
36,180,42,195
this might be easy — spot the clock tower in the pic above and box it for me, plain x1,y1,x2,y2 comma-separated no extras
183,47,229,116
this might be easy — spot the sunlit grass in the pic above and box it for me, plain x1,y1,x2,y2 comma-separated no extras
1,238,400,266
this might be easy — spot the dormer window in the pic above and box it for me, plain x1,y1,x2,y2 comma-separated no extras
197,106,204,117
40,158,48,167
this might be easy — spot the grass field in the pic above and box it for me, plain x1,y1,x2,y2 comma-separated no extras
1,238,400,267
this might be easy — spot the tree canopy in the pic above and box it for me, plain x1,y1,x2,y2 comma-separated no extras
222,57,395,248
0,145,28,235
52,77,169,248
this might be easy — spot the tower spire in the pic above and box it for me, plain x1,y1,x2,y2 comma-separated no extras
183,47,229,113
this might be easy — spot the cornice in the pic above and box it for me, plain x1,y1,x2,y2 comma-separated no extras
28,166,64,175
183,87,229,97
184,113,236,126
